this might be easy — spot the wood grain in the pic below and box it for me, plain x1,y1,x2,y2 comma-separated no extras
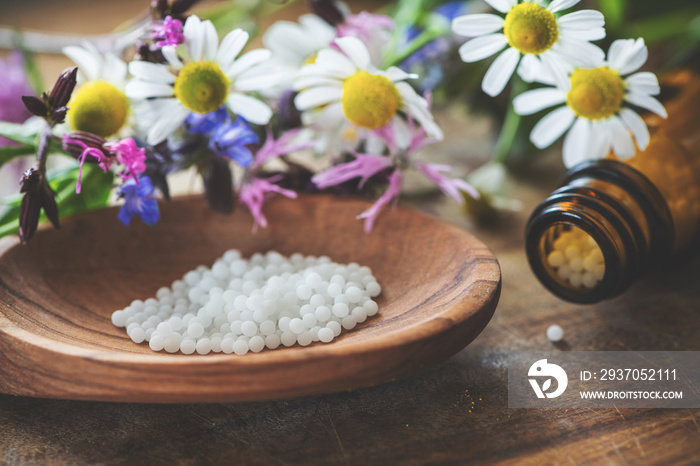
0,195,501,403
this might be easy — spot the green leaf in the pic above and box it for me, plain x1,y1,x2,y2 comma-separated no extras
0,144,35,166
0,121,40,147
597,0,627,30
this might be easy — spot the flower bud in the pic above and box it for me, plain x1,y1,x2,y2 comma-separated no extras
309,0,345,26
48,67,78,109
18,168,59,244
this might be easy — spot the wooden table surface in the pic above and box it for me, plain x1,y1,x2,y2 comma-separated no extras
2,1,700,465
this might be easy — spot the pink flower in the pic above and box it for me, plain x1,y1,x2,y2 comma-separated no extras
62,135,113,194
312,153,392,189
416,162,479,203
357,170,403,233
104,138,147,184
239,176,297,232
254,127,314,169
337,12,394,44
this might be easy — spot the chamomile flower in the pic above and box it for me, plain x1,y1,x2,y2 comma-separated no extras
293,36,443,154
513,38,667,168
452,0,606,96
263,14,337,94
62,42,129,138
126,15,280,145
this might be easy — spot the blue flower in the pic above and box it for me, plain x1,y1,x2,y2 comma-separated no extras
209,117,259,168
186,106,259,168
185,106,230,134
117,176,160,226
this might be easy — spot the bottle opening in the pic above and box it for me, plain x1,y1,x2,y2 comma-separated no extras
540,224,606,291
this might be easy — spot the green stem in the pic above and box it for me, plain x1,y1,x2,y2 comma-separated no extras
493,77,528,164
35,122,52,175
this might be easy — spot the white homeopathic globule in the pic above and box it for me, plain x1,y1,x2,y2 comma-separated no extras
111,250,381,355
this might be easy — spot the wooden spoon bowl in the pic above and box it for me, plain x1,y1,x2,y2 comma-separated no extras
0,195,500,402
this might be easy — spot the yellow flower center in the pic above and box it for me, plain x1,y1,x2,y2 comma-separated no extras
68,81,129,138
303,53,318,65
566,67,626,120
341,71,401,130
503,2,558,55
174,62,230,114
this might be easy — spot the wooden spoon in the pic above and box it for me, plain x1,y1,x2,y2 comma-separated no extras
0,195,500,402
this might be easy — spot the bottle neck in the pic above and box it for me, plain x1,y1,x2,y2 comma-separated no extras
526,160,673,303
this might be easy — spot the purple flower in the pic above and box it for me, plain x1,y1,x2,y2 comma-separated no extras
62,134,113,194
254,127,314,169
356,170,403,233
0,51,34,146
153,16,185,49
239,176,297,232
104,137,147,184
117,176,160,226
416,162,479,203
311,153,392,189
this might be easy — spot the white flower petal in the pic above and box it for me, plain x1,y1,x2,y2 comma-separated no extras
129,61,175,84
513,88,566,115
294,75,344,89
482,48,520,97
103,53,128,85
557,10,605,30
334,36,371,70
226,49,272,79
458,33,508,63
535,52,571,87
183,15,204,62
517,54,541,82
625,72,660,96
201,19,220,62
483,0,517,14
555,38,605,68
294,86,343,110
396,82,444,140
304,48,356,78
530,106,576,149
451,14,505,37
559,27,605,41
585,120,612,161
383,66,418,83
216,29,249,69
562,117,590,168
548,0,581,13
619,108,650,151
297,14,337,47
607,38,647,75
226,93,273,124
161,46,183,70
146,100,189,145
303,102,344,128
125,80,173,99
234,66,283,92
63,45,100,82
625,92,667,118
609,116,636,158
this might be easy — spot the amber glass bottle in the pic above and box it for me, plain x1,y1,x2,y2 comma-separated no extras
526,71,700,303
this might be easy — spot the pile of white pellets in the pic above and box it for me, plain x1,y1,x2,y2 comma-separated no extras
546,228,605,289
111,250,381,355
